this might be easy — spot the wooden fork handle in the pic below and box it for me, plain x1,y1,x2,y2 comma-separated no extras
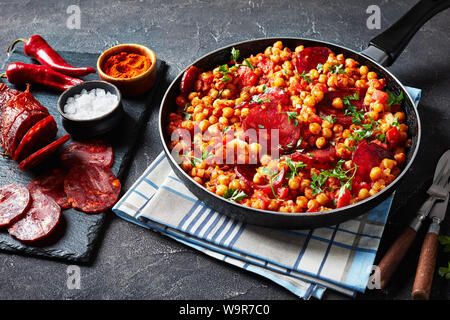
378,226,417,289
412,230,439,300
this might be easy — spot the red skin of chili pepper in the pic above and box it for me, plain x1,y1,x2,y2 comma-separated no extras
4,62,83,92
22,35,96,77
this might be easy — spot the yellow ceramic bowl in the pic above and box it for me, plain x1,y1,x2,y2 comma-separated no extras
97,43,157,97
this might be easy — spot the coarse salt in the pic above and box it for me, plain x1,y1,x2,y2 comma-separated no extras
64,88,118,120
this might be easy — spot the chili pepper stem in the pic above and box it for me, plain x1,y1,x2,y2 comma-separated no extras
0,73,7,79
6,38,27,56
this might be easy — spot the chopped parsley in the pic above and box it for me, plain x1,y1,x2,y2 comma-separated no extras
321,115,336,124
283,111,299,126
284,157,307,179
221,75,231,82
316,63,324,73
223,188,247,202
439,262,450,279
188,149,214,167
258,124,265,129
218,64,230,75
231,47,240,62
252,95,271,104
348,123,375,144
222,126,232,135
343,93,365,125
310,160,357,196
391,117,401,130
260,166,278,176
377,133,387,143
183,112,192,120
386,90,404,106
243,58,254,70
299,71,313,83
328,64,346,74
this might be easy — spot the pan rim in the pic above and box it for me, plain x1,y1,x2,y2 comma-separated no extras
159,36,421,219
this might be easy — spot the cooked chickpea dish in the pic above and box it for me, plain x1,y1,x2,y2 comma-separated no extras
167,41,410,213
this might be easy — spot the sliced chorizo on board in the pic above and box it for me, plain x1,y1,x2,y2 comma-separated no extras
13,115,57,162
60,140,113,168
0,84,18,134
28,169,70,209
0,183,31,227
8,191,61,242
19,134,70,171
64,165,121,213
3,111,48,156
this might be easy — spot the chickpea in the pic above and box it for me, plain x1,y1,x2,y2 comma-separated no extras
372,101,384,113
309,122,322,135
355,79,366,89
198,120,210,132
367,71,378,80
333,124,343,134
304,187,314,199
394,152,406,164
303,95,316,107
394,112,405,122
241,108,249,118
272,77,285,87
296,196,308,208
332,97,344,109
381,158,397,170
294,45,304,53
288,176,301,190
307,199,319,210
193,177,203,184
316,137,327,149
316,193,329,205
370,167,382,181
318,74,327,83
216,184,228,196
358,188,369,200
359,65,369,75
229,179,241,190
219,116,229,125
322,128,333,139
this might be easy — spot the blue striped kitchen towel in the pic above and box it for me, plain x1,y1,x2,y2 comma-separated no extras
113,86,421,299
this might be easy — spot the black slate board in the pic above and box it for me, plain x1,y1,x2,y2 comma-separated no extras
0,50,166,262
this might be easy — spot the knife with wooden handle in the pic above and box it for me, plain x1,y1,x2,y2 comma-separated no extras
378,150,450,289
412,195,448,300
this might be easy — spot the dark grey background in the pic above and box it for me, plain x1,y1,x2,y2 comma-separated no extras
0,0,449,300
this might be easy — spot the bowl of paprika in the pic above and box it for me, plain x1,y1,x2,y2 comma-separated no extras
97,43,157,97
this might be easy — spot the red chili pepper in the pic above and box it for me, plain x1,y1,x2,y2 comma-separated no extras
0,62,83,92
6,35,96,77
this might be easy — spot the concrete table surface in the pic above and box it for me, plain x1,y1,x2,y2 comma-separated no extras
0,0,449,300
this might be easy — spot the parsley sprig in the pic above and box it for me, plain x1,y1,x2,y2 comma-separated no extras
299,71,313,83
328,64,347,74
284,157,307,180
343,93,366,125
283,111,299,126
386,90,404,106
231,47,240,62
310,160,357,196
188,149,214,167
223,188,247,202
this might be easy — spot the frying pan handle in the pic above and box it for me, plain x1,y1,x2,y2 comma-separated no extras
362,0,450,66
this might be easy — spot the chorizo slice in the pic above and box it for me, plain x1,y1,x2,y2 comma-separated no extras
19,134,70,171
352,141,393,181
60,140,113,168
28,169,70,209
294,47,334,74
0,183,31,227
13,116,57,162
3,111,48,156
8,191,61,242
64,165,121,214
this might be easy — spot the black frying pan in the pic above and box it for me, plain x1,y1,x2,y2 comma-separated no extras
159,0,450,229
